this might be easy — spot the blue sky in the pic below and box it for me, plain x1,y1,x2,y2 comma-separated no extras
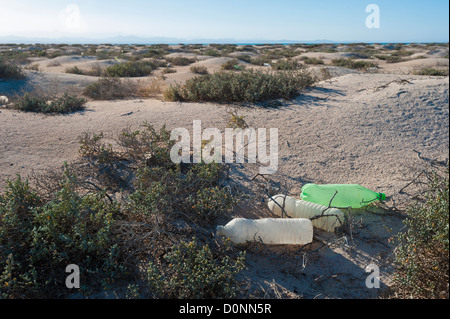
0,0,448,42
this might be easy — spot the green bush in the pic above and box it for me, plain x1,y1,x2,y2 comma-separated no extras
374,55,403,63
163,69,315,103
105,61,156,77
202,49,222,57
331,58,378,70
190,65,209,75
261,48,299,59
161,67,177,74
165,57,196,66
392,164,449,298
146,238,246,298
0,172,125,298
249,56,271,66
65,66,85,75
412,68,448,76
272,59,302,70
11,93,86,114
79,123,235,225
0,58,25,79
299,56,325,65
391,50,414,57
128,162,232,224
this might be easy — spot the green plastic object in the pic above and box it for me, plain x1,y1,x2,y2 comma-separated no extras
300,184,386,209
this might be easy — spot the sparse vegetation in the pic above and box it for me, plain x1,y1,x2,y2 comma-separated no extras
163,69,315,103
249,56,271,66
136,78,166,98
65,66,85,75
392,164,449,299
300,56,325,65
10,93,87,114
145,238,245,298
331,58,378,70
1,122,244,298
412,67,448,76
374,55,404,63
271,59,302,70
160,67,177,75
165,57,196,66
202,48,222,57
2,42,449,300
221,59,244,71
105,61,157,77
0,171,125,298
190,65,209,75
0,58,25,79
83,77,137,100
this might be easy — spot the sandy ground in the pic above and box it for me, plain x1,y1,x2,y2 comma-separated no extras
0,43,449,298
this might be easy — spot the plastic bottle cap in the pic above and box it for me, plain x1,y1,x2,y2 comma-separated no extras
378,193,386,201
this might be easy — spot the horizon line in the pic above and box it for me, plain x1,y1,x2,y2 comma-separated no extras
0,35,448,45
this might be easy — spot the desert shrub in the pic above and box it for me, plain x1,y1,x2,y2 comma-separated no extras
202,49,222,57
105,61,156,77
1,121,243,298
190,65,209,75
221,59,244,71
250,56,271,66
163,69,315,103
78,132,114,164
11,93,86,114
83,77,137,100
0,171,125,298
412,68,448,76
146,238,246,298
261,48,299,59
24,64,39,71
209,44,239,54
188,186,235,223
391,50,415,57
374,55,403,63
236,55,252,63
271,59,302,70
165,57,196,66
94,50,127,61
392,164,449,298
299,56,325,65
331,58,378,70
160,67,177,75
0,51,29,65
0,58,25,79
305,44,338,53
139,48,169,60
127,162,233,224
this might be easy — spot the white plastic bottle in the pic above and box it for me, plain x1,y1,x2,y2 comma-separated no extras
216,218,313,245
267,195,344,232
